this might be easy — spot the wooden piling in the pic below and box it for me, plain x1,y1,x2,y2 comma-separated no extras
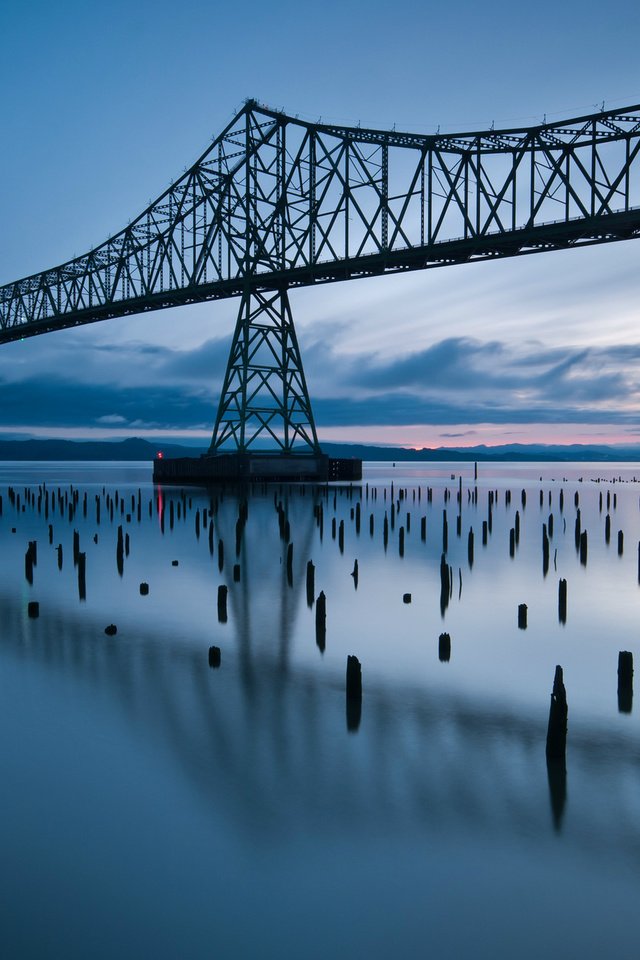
208,646,221,668
438,632,451,662
546,665,568,761
77,552,86,601
306,560,315,607
315,591,326,652
618,651,633,713
346,654,362,731
577,525,587,564
286,543,293,585
217,584,228,623
558,579,567,624
346,654,362,701
518,603,527,629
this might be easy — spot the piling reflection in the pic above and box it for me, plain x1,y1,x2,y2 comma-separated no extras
2,465,640,874
547,759,567,832
2,589,640,863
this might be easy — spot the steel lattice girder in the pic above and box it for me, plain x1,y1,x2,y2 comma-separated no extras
211,287,319,452
2,101,640,342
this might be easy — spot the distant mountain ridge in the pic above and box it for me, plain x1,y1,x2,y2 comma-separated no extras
0,437,638,462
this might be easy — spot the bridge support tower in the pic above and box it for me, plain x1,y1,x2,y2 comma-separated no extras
154,286,361,483
210,286,319,455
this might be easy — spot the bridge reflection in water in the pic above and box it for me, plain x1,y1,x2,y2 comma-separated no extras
3,469,640,957
3,579,640,859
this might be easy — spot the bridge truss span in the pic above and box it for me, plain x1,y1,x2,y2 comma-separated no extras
3,101,640,454
2,101,640,343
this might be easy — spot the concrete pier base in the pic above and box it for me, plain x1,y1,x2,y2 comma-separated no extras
153,451,362,484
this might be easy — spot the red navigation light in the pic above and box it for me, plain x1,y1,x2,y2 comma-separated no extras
157,451,164,459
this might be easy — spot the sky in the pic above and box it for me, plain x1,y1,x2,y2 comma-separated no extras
1,0,640,449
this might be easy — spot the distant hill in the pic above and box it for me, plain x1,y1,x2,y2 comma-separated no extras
0,437,638,462
0,438,193,461
322,441,640,463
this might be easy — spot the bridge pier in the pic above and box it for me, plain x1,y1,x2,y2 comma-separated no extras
154,285,361,484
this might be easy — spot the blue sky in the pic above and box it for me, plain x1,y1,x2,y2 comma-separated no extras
1,0,640,448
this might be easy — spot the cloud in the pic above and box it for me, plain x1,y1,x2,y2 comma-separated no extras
96,414,127,425
0,321,638,437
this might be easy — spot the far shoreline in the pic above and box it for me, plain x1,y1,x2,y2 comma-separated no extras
0,437,638,464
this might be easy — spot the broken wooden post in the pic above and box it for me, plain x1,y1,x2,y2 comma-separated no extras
346,654,362,701
618,530,624,556
208,645,221,668
139,582,149,596
546,665,568,760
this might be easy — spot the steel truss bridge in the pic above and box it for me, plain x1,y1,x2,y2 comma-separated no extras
2,101,640,452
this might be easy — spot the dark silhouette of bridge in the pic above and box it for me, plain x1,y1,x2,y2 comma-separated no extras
1,101,639,454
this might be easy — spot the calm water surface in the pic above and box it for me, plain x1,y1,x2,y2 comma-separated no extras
1,460,640,958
